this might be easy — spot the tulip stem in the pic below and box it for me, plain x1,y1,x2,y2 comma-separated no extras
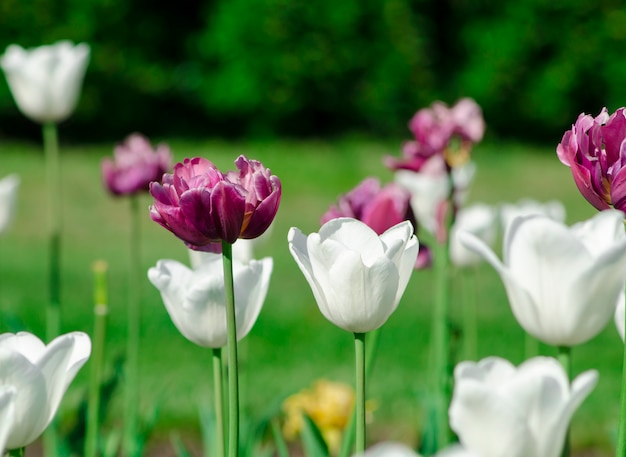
43,122,61,457
124,195,142,457
339,327,381,457
557,346,571,457
86,261,109,457
354,332,366,455
213,348,226,457
431,239,452,450
43,122,61,341
618,294,626,457
461,267,477,360
222,241,239,457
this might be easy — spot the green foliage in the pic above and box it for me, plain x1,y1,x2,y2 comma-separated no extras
4,0,625,141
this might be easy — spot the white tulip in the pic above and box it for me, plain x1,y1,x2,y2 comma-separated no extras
450,203,497,267
288,218,419,333
0,386,16,454
395,156,475,235
356,442,473,457
0,331,91,450
500,199,566,230
459,210,626,346
148,254,272,348
449,356,597,457
0,41,90,123
0,174,19,234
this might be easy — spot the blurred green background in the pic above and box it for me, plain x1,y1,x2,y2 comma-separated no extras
0,0,625,142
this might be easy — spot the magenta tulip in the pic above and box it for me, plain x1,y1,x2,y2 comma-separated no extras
102,133,173,196
557,107,626,212
150,155,280,249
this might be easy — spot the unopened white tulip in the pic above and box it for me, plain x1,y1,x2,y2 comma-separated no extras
0,332,91,450
0,41,89,123
459,210,626,346
0,386,16,453
148,254,272,348
450,356,597,457
288,218,418,333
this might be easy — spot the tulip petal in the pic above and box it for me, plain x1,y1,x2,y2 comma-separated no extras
0,386,15,453
319,218,385,264
0,332,46,364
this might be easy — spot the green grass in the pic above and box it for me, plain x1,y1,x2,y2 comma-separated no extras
0,135,615,454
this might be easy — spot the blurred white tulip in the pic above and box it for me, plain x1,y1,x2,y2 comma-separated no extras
0,174,19,234
0,331,91,450
148,254,272,348
459,210,626,346
0,41,89,123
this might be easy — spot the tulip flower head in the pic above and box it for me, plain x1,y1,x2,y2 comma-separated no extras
288,218,419,333
450,203,497,267
459,210,626,346
101,134,173,196
0,41,90,124
499,199,566,232
557,107,626,212
0,331,91,450
0,174,19,235
385,98,485,172
321,177,415,235
450,356,597,457
148,254,272,348
149,155,281,249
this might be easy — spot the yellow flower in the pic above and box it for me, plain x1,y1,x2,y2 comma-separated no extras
282,379,355,455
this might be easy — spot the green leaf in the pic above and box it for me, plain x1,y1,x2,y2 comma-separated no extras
170,432,192,457
300,414,329,457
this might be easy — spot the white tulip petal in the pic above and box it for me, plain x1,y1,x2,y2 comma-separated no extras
149,255,272,348
0,386,16,453
0,332,46,364
358,442,422,457
570,209,625,253
616,297,625,341
289,218,416,333
0,174,19,234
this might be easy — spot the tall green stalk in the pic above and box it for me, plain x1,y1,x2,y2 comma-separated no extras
86,261,109,457
213,348,226,457
354,332,366,455
618,299,626,457
339,327,381,457
43,122,61,457
461,267,477,361
124,196,141,457
221,241,239,457
43,122,61,341
557,346,572,457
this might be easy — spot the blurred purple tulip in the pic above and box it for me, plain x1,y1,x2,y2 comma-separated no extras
321,177,431,268
557,107,626,212
102,134,173,196
386,98,485,172
149,155,280,249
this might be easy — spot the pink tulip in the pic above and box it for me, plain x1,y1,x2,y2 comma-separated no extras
102,134,172,196
557,107,626,212
149,156,280,249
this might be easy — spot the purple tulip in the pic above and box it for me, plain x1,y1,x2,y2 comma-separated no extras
385,98,485,172
102,134,173,196
557,107,626,212
149,155,281,249
321,177,431,268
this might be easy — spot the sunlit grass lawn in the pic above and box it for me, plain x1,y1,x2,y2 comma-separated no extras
0,136,613,453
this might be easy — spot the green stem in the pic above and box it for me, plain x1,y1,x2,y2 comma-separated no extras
524,333,539,359
86,261,109,457
43,122,61,457
213,348,226,457
431,239,451,450
339,327,381,457
124,196,141,457
43,122,61,341
461,267,477,361
8,447,24,457
558,346,571,457
354,332,366,455
618,296,626,457
221,241,239,457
